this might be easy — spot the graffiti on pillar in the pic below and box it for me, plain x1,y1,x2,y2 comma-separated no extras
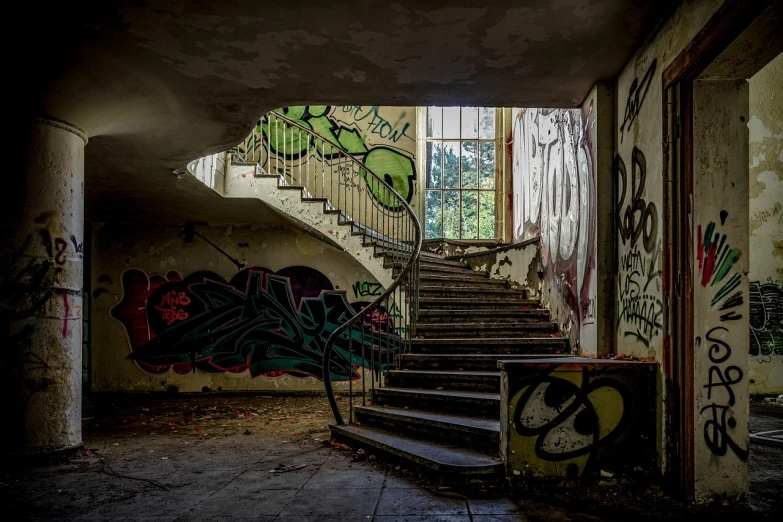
749,280,783,357
617,242,663,347
619,60,657,143
111,266,395,380
506,364,655,478
512,107,596,335
231,106,416,212
614,147,661,349
695,211,748,461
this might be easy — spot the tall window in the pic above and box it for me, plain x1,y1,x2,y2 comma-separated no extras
425,107,497,240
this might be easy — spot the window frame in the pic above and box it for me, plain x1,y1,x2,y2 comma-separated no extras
420,106,501,240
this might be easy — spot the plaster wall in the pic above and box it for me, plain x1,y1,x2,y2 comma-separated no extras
90,223,382,393
747,53,783,395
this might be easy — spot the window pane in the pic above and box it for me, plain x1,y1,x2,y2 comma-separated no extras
479,107,495,139
461,191,478,240
479,142,495,189
425,190,442,239
426,141,442,188
479,191,496,239
461,141,478,189
443,141,460,189
443,107,460,139
427,106,442,138
443,191,460,239
461,107,478,138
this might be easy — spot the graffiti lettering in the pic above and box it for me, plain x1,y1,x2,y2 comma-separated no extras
154,290,192,326
620,60,657,143
352,281,383,298
617,243,662,347
615,147,658,254
513,108,595,331
342,106,414,143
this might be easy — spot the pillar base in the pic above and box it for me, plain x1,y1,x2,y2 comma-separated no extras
0,442,84,470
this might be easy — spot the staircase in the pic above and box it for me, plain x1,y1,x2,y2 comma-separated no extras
189,110,572,484
331,253,571,484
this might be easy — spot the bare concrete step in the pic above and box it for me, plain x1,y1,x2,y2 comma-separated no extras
390,262,475,275
419,297,539,310
418,309,551,323
409,337,569,354
416,322,559,338
419,274,506,286
330,424,503,481
386,369,500,392
355,406,499,452
398,353,574,371
419,286,527,297
373,387,500,417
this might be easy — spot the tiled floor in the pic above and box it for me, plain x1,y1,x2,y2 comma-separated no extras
2,444,527,521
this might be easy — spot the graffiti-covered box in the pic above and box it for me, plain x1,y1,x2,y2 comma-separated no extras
499,358,657,481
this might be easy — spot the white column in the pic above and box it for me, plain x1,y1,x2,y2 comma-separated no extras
2,118,87,456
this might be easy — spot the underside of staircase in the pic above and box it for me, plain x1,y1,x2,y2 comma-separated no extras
331,252,571,484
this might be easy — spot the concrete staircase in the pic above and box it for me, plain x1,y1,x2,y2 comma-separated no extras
331,254,571,483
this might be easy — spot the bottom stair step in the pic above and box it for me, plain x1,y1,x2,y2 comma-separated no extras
330,424,503,480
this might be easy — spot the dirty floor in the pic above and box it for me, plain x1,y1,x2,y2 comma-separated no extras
0,393,780,521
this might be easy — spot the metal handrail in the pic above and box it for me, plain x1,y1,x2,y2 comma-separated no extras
255,111,422,426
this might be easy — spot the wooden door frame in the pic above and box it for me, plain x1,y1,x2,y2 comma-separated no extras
661,0,778,499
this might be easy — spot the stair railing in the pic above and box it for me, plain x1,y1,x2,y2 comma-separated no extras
237,111,422,426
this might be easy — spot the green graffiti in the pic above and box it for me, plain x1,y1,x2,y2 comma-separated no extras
254,105,415,211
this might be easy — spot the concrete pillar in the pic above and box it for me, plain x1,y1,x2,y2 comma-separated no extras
1,118,87,459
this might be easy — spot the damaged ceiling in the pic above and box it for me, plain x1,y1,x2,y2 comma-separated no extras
9,0,676,224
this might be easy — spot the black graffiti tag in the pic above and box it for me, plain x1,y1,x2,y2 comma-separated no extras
620,60,657,143
700,326,748,461
615,147,658,254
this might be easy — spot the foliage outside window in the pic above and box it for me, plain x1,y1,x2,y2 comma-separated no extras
425,107,497,240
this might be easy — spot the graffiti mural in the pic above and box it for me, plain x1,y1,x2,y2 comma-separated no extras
749,280,783,357
512,107,595,332
616,147,658,254
111,266,394,381
696,211,748,461
232,105,416,211
504,362,655,478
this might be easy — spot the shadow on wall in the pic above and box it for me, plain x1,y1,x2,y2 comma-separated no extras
111,266,398,381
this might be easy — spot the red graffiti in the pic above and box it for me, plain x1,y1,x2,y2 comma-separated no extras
154,290,192,325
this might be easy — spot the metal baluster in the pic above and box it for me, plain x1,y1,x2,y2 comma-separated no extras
349,326,353,424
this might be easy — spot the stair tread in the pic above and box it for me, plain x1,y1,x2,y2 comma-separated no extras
411,337,566,344
417,321,555,329
400,353,574,359
356,406,500,432
388,369,499,377
419,309,547,313
375,387,500,401
331,425,503,471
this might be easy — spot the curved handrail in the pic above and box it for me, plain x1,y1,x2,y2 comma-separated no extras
266,111,422,425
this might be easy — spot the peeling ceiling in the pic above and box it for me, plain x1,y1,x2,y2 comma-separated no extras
9,0,676,224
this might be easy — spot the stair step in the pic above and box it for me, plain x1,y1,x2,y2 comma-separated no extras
398,353,573,371
390,262,474,275
373,387,500,418
386,370,500,392
419,285,527,296
409,337,569,354
419,275,507,286
416,322,558,338
418,309,551,323
355,406,499,452
330,424,503,481
419,298,539,310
